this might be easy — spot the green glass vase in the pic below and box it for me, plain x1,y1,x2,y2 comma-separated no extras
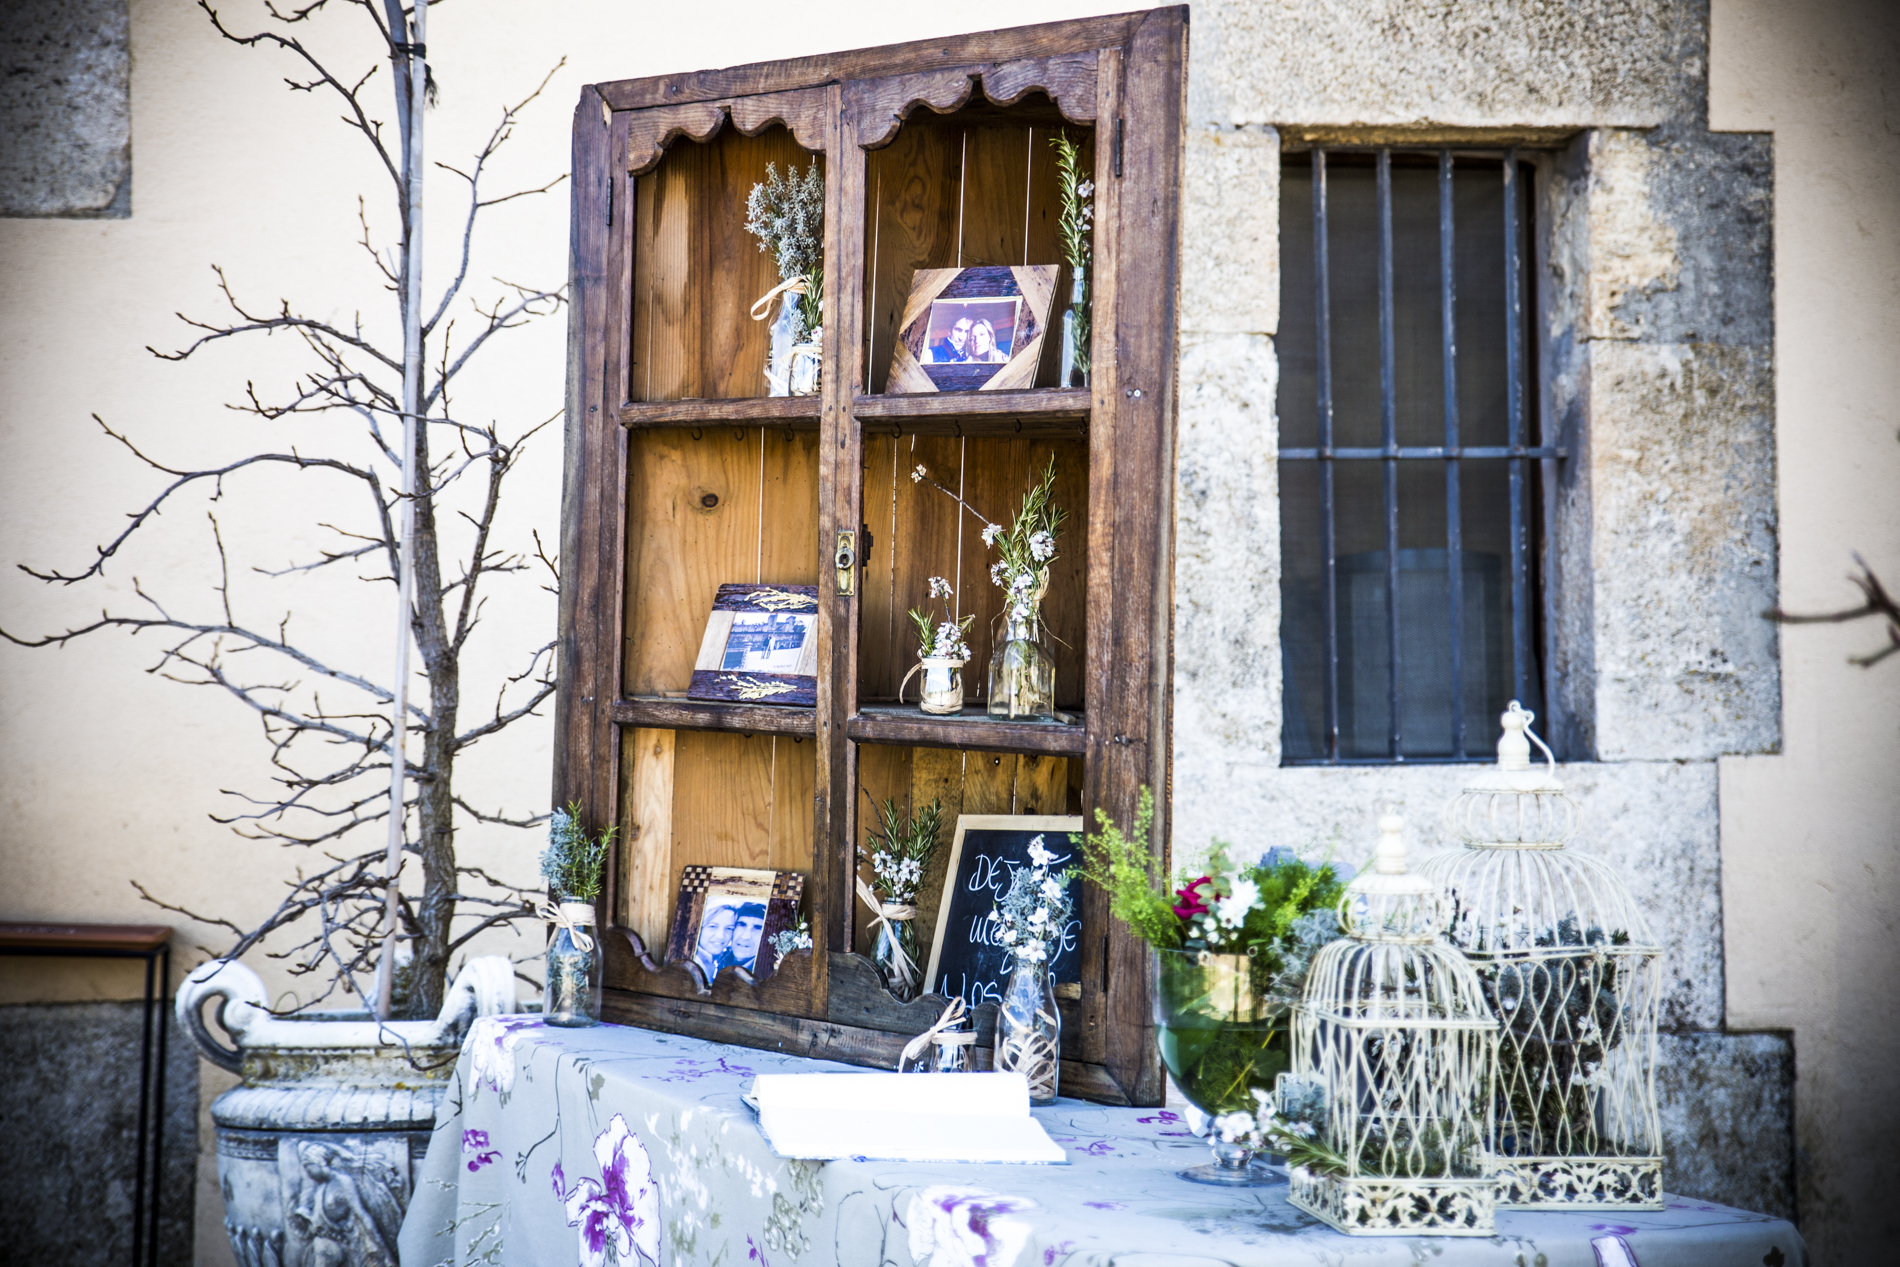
1153,948,1291,1185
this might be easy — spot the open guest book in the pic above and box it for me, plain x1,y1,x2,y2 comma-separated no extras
748,1072,1068,1164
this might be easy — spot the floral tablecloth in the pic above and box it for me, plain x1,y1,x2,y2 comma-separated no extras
400,1018,1802,1267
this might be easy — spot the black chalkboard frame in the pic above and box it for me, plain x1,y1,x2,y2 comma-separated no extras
922,814,1085,1007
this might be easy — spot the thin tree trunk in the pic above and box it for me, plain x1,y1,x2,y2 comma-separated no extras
408,415,459,1019
376,0,428,1019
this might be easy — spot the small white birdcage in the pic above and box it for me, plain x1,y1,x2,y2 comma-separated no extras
1284,812,1501,1236
1422,702,1664,1209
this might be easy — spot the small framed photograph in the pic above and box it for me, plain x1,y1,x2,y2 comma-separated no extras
666,865,806,986
687,583,819,707
885,265,1059,394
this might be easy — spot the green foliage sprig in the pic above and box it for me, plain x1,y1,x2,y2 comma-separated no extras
1075,787,1346,964
744,160,825,337
1049,130,1093,377
1050,130,1093,273
865,797,943,904
541,801,616,902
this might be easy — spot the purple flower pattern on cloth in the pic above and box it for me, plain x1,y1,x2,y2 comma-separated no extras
644,1056,756,1083
462,1128,500,1172
906,1185,1037,1267
466,1014,544,1095
552,1113,661,1267
1134,1109,1191,1137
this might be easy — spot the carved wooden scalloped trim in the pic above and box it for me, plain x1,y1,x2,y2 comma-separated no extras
854,52,1101,151
626,88,829,174
627,100,728,175
730,88,828,153
981,52,1098,124
853,67,980,150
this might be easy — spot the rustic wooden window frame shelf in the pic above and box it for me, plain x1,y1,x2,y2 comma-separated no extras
556,6,1185,1105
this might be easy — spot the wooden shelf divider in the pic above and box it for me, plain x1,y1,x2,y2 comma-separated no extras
852,387,1089,436
619,397,822,428
847,704,1086,756
610,695,817,738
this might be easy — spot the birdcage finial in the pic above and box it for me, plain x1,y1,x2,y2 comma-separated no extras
1340,811,1440,943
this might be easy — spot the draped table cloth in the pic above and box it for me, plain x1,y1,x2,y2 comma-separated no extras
400,1018,1802,1267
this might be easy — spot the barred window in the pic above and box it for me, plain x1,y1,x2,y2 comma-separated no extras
1277,148,1557,764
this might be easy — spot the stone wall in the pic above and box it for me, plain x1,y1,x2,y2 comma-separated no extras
0,0,131,218
1173,0,1792,1220
0,1000,198,1265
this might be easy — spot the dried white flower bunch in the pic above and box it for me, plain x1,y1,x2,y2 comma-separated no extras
988,836,1075,964
908,576,973,661
744,160,825,338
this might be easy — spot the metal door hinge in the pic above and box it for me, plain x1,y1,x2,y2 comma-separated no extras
1113,118,1124,178
833,530,856,596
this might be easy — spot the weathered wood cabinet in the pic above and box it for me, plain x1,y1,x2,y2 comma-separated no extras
554,7,1185,1104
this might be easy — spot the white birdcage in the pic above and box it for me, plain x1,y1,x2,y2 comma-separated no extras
1422,702,1665,1209
1284,812,1501,1236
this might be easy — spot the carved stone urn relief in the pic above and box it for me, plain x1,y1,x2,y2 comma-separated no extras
178,957,516,1266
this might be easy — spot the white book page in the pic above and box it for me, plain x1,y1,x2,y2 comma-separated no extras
750,1072,1068,1164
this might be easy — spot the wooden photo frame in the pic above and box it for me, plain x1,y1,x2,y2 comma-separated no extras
665,864,806,986
923,814,1084,1009
687,583,819,706
885,265,1059,394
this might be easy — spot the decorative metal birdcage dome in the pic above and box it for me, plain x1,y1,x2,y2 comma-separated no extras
1284,812,1501,1236
1421,702,1664,1209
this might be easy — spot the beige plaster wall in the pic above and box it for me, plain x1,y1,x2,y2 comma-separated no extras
1710,1,1900,1261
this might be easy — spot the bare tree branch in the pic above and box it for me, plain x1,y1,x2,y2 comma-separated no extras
1768,553,1900,668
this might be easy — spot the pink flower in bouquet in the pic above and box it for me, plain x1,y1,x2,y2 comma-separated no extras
1172,876,1216,921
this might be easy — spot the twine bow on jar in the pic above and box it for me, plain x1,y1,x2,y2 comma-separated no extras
748,275,809,321
539,899,597,954
899,998,976,1071
854,875,919,993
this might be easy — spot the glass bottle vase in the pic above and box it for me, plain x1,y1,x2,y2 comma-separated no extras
987,614,1055,721
995,952,1061,1104
544,900,601,1027
1058,268,1090,389
764,294,799,397
873,914,923,1002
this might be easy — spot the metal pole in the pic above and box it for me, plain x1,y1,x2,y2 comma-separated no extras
1377,149,1401,760
1313,149,1339,762
376,0,426,1021
1441,150,1466,758
1503,148,1531,709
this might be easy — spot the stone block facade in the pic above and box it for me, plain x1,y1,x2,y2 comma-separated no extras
1172,0,1793,1220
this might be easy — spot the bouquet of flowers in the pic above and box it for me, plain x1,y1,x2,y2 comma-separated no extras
982,459,1066,624
768,915,813,960
859,798,943,1000
1078,787,1347,1163
987,835,1075,965
743,160,824,339
909,459,1066,624
908,576,973,661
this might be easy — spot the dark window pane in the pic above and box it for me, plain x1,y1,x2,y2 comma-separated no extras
1278,151,1542,764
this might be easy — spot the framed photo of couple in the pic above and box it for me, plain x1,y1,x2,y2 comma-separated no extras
665,865,805,987
885,264,1059,394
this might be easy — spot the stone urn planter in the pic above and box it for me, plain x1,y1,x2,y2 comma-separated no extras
177,957,516,1267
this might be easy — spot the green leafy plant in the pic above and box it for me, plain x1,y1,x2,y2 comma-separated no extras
744,160,825,338
540,802,616,902
1049,130,1093,377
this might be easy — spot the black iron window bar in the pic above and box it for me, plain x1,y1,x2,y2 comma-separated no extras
1280,147,1565,764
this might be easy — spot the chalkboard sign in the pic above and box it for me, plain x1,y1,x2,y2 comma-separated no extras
924,815,1084,1010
